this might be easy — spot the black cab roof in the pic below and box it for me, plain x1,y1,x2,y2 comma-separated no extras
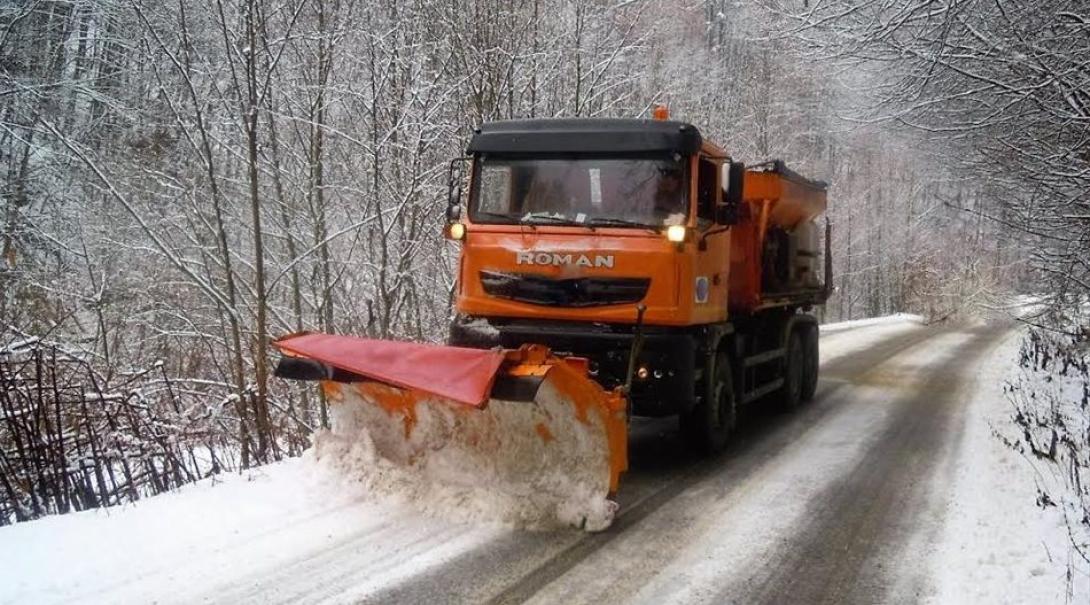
467,118,704,155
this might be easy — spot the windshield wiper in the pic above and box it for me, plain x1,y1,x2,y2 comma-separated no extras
585,217,655,229
473,211,519,222
520,212,575,225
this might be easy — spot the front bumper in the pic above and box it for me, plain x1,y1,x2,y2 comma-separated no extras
449,315,697,417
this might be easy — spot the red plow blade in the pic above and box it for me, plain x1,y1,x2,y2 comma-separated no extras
273,333,505,407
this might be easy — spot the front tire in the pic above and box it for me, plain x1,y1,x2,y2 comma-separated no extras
800,323,819,402
777,331,804,412
680,352,736,453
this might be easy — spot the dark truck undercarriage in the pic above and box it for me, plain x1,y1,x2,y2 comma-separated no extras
450,315,699,417
450,306,817,421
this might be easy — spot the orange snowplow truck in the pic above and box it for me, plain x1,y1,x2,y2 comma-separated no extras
272,115,828,521
445,116,830,451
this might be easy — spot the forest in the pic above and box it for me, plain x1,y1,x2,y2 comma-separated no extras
1,0,1085,525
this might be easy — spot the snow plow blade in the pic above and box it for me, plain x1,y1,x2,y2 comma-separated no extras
272,333,629,528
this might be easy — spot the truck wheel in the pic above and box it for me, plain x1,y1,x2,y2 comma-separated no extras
680,352,735,453
777,331,804,411
800,324,819,402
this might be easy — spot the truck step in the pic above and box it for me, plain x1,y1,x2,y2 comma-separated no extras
742,378,785,404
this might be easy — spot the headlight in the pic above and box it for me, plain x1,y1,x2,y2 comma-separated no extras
665,224,687,243
446,223,466,240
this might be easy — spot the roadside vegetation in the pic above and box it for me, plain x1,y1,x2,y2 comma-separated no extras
1006,312,1090,586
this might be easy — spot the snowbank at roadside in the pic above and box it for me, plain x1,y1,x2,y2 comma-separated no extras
819,312,925,333
929,330,1090,603
0,453,507,604
820,313,926,365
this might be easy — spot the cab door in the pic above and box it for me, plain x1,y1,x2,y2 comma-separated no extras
691,154,731,324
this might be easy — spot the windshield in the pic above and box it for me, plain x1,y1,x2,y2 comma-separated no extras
469,155,688,228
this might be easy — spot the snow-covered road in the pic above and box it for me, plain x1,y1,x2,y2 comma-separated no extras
2,316,1076,604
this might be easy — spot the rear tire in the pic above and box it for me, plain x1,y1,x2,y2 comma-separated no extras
777,331,804,412
800,323,819,402
680,352,736,453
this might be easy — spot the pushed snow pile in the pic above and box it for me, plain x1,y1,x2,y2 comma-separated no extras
312,380,618,531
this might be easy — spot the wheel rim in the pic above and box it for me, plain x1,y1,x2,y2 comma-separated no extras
712,358,734,432
713,382,730,430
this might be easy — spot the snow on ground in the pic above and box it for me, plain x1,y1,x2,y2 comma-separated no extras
928,329,1090,604
0,453,508,605
820,313,925,364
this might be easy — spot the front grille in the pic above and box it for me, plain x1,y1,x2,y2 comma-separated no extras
479,271,649,307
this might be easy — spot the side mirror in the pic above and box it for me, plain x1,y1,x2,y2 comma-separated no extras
715,203,737,225
446,157,469,224
725,160,745,207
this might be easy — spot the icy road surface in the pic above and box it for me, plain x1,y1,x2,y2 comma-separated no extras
2,315,1077,604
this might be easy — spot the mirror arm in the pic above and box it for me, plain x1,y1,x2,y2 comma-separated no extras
698,225,732,251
